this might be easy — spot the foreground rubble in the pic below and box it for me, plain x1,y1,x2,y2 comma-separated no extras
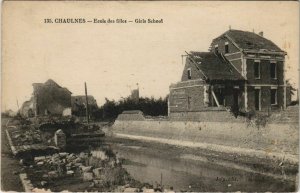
22,149,153,192
5,116,155,192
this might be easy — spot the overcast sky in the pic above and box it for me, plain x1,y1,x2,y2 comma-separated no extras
2,1,299,111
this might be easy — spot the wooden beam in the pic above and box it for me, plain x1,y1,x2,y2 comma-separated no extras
211,90,220,107
84,82,89,124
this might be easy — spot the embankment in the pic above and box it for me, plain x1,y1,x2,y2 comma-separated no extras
112,112,299,164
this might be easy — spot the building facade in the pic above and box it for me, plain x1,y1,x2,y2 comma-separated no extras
169,29,291,116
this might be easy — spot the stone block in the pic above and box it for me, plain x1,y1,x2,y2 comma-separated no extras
48,171,58,178
92,168,102,178
34,156,46,162
54,129,66,150
124,187,138,192
42,174,49,178
62,108,72,116
37,161,44,166
142,188,155,193
59,152,69,157
83,172,94,181
79,152,88,159
93,179,102,188
73,157,82,163
66,170,74,176
80,166,93,172
41,181,47,186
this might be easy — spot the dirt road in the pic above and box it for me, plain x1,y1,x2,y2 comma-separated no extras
1,117,24,191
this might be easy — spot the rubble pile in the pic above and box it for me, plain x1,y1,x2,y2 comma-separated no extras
33,115,77,125
10,115,32,126
25,150,152,192
6,116,150,192
11,129,42,146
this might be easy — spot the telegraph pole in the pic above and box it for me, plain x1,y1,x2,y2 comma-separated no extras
16,98,19,111
84,82,89,124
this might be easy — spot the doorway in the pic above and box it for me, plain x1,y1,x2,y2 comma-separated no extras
255,89,261,111
233,89,239,111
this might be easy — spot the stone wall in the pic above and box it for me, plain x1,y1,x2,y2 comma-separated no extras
113,115,299,157
168,110,243,122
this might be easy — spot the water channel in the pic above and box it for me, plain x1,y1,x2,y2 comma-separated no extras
92,138,296,192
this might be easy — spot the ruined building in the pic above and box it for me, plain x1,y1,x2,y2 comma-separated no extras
20,79,72,117
169,29,291,117
71,95,98,117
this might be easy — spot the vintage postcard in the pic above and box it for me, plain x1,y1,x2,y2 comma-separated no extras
1,1,299,192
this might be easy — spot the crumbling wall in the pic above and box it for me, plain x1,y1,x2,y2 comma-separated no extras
34,86,71,116
169,80,207,113
20,100,34,118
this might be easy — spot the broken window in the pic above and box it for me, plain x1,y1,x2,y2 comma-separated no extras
225,42,229,54
254,61,260,79
214,45,219,53
271,89,277,105
187,68,192,79
270,62,277,79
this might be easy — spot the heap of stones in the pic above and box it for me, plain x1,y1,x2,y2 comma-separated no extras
26,151,150,192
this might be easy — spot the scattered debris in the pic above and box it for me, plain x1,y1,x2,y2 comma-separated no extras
6,116,151,192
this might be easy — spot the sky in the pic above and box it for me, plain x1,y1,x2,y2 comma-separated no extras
2,1,299,111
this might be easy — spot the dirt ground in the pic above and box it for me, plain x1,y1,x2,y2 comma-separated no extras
1,117,24,191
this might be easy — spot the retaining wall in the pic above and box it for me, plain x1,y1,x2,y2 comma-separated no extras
112,118,299,158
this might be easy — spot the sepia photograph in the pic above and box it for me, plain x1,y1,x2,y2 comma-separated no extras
1,1,299,192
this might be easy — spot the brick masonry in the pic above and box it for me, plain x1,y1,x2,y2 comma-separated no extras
169,84,206,112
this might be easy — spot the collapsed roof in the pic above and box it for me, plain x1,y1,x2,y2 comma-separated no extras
188,52,245,81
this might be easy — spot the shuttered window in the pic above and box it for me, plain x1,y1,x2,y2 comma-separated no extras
187,68,192,79
270,62,277,79
254,61,260,79
271,89,277,105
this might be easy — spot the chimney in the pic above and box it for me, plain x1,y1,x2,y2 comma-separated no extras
258,31,264,37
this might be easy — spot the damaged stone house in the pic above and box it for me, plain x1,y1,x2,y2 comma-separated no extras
169,29,291,117
20,79,72,117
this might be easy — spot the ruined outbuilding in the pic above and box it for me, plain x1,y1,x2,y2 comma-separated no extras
20,79,72,117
